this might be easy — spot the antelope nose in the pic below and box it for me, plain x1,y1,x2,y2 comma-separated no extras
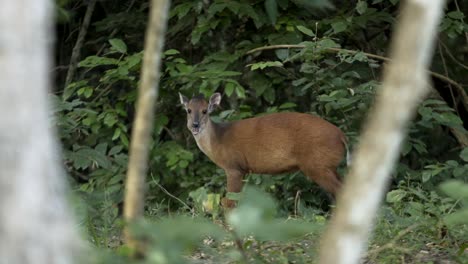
192,122,199,128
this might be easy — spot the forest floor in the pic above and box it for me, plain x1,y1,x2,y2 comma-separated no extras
159,207,468,263
90,202,467,263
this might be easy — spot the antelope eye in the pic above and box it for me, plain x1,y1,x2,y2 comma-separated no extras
187,109,192,114
202,109,207,114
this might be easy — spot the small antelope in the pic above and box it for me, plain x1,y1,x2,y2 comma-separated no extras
179,92,349,208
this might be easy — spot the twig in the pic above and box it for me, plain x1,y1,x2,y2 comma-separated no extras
437,42,459,115
367,224,420,258
246,44,468,110
430,71,468,112
439,41,468,71
454,0,468,44
246,44,389,62
246,44,468,118
95,0,137,56
163,126,177,140
64,0,97,90
294,190,301,218
50,65,69,73
231,230,249,263
150,174,193,213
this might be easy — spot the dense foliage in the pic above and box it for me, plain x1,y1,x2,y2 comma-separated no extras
53,0,468,262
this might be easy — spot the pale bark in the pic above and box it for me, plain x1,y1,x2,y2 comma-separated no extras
318,1,445,263
123,0,170,253
0,0,80,263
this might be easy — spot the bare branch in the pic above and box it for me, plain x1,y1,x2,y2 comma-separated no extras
245,45,468,112
64,0,97,90
123,0,170,255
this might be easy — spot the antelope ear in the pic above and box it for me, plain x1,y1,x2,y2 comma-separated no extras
179,92,189,110
208,93,221,113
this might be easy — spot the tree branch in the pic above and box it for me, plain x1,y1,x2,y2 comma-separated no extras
63,0,97,90
123,0,170,256
246,45,468,112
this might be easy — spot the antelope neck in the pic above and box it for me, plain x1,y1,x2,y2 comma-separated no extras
193,118,230,158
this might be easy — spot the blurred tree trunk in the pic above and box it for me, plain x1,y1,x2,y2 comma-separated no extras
319,1,445,263
123,0,170,255
0,0,80,263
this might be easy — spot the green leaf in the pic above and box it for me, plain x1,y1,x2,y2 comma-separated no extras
124,53,142,68
386,189,407,203
225,82,235,97
265,0,278,25
331,21,347,34
453,166,466,178
78,56,119,68
422,169,438,182
446,160,459,167
179,160,189,168
227,186,320,240
104,113,118,127
440,180,468,200
74,147,112,170
83,87,93,98
109,38,127,54
63,80,88,100
108,174,123,185
296,25,315,37
112,128,121,141
170,2,193,19
433,112,463,127
293,0,334,9
445,209,468,226
164,49,180,56
275,49,289,61
248,61,283,71
235,85,246,99
356,1,368,14
109,145,123,156
460,148,468,162
263,87,276,104
447,11,465,20
279,102,297,109
154,114,169,135
120,133,129,147
131,217,225,263
401,140,412,156
227,187,277,235
317,38,340,49
67,151,91,170
95,143,107,155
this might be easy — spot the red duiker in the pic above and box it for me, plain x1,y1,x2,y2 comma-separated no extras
179,92,349,208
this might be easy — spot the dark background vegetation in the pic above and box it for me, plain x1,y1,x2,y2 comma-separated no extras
52,0,467,262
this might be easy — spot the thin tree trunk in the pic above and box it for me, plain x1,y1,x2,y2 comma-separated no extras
123,0,170,255
63,0,97,91
0,0,80,263
319,1,445,263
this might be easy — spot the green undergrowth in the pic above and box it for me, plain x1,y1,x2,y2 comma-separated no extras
76,182,468,264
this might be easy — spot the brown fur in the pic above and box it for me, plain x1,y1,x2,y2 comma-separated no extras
180,93,347,208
